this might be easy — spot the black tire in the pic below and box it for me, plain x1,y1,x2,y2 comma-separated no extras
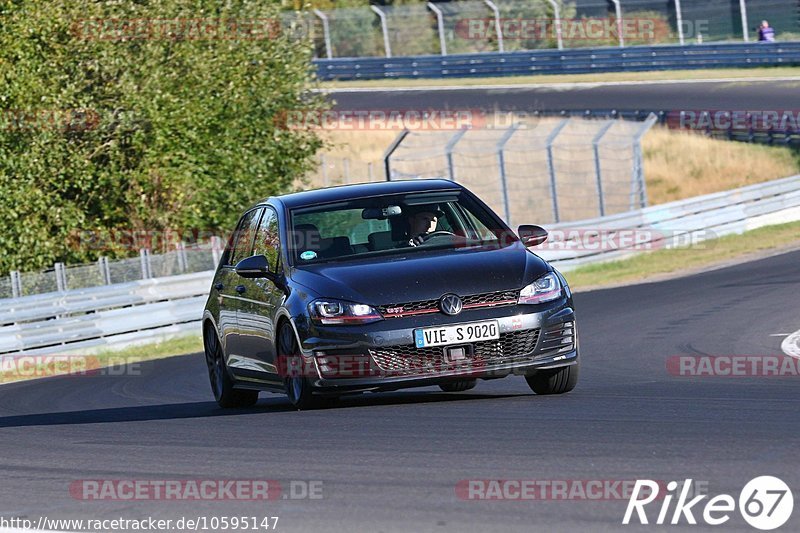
525,362,579,395
204,323,258,408
278,321,330,410
438,379,477,392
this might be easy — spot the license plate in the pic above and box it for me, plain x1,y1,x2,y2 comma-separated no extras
414,320,499,348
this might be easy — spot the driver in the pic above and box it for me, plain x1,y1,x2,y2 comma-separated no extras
405,206,444,246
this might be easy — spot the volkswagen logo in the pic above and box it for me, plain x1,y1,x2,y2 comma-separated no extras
439,294,463,316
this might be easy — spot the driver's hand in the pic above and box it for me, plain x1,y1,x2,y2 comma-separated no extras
408,235,425,247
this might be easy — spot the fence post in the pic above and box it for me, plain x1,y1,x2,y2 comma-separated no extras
545,119,570,223
370,5,392,58
592,120,616,217
10,271,21,298
546,0,564,50
483,0,504,52
739,0,750,42
496,123,520,225
674,0,685,45
631,113,659,210
445,128,469,183
427,2,448,56
139,248,152,279
312,9,333,59
383,129,410,181
609,0,624,47
320,154,329,187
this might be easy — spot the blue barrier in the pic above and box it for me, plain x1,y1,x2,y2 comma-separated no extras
314,42,800,81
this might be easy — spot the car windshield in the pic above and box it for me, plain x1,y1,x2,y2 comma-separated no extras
289,190,516,265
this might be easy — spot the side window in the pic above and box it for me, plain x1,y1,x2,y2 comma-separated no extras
228,208,263,266
253,208,281,271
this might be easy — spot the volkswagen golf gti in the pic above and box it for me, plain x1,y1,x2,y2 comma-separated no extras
202,179,579,409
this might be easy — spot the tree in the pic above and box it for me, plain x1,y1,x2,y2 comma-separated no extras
0,0,325,274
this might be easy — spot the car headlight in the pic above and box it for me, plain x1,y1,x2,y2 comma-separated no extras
309,299,383,325
518,272,562,304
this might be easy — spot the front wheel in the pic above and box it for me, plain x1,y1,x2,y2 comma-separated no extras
204,324,258,408
278,321,331,410
525,362,579,395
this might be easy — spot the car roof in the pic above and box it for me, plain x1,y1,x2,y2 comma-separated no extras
264,179,463,209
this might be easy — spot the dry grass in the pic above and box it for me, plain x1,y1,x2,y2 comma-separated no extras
642,127,800,204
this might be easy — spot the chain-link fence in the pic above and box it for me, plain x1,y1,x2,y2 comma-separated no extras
309,0,800,57
382,116,657,227
2,242,221,299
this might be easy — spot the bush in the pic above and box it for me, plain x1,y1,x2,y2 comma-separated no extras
0,0,325,275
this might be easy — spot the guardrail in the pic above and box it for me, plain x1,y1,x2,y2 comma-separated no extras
0,271,213,355
3,175,800,355
314,41,800,81
536,174,800,271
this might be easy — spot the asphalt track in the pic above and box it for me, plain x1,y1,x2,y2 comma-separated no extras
1,249,799,532
329,79,800,114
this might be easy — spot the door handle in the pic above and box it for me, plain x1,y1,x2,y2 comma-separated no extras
214,283,224,291
235,285,246,294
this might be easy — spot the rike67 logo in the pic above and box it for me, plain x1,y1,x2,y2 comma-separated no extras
624,477,793,530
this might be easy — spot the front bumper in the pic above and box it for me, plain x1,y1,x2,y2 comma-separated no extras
295,299,577,393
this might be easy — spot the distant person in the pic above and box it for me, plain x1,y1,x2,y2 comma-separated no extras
758,20,776,42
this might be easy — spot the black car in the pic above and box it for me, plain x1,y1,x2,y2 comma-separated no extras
202,179,578,409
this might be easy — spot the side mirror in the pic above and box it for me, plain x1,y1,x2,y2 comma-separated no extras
518,225,548,247
235,255,271,278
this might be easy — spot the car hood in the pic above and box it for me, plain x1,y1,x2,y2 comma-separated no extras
289,243,550,305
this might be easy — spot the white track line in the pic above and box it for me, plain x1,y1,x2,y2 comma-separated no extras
780,328,800,360
319,76,800,93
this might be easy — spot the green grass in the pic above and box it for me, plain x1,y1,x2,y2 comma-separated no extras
566,220,800,290
321,66,800,89
0,334,203,384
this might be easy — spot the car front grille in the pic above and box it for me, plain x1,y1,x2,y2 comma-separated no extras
369,328,540,375
378,290,520,318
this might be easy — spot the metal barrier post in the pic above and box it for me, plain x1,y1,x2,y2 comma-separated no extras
98,257,112,285
140,249,152,279
313,9,333,59
484,0,504,52
592,120,616,217
739,0,750,42
428,2,448,56
211,236,223,268
546,119,570,223
496,124,520,225
383,129,410,181
176,242,188,273
675,0,685,45
54,262,67,292
445,128,469,183
546,0,564,50
10,271,21,298
609,0,625,47
371,5,392,58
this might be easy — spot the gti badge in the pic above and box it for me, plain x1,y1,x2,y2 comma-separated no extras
439,294,463,316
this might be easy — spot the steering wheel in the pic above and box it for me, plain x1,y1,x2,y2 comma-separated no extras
420,230,456,242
